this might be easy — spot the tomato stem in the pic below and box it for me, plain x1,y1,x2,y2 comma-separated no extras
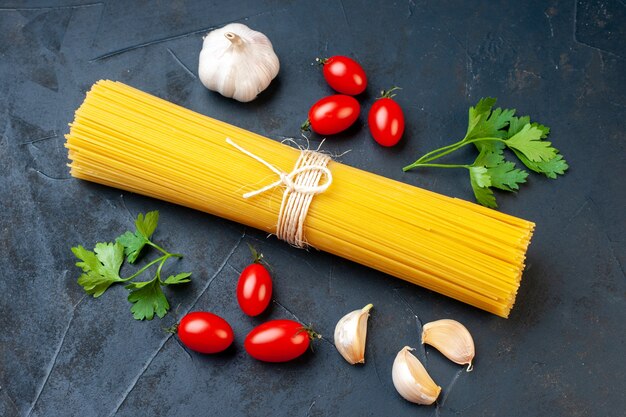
247,243,264,264
300,119,311,132
315,57,328,65
379,86,402,99
163,323,179,334
298,325,322,341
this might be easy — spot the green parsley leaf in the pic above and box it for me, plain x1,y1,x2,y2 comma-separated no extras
115,211,160,263
135,211,159,239
531,122,550,138
468,166,495,207
72,242,125,297
470,107,516,140
474,150,505,167
512,151,569,179
474,151,528,191
506,124,557,162
469,166,492,188
93,242,124,273
466,98,516,153
469,173,497,208
508,117,551,139
466,97,497,138
115,231,147,263
126,279,169,320
487,162,528,191
163,272,192,285
507,116,530,136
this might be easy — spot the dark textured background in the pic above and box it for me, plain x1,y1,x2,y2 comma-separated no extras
1,1,625,416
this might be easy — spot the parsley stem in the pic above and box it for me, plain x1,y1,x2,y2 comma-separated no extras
404,137,507,171
461,137,507,146
413,146,465,165
146,241,169,255
124,252,181,282
156,255,169,282
123,256,166,281
413,139,466,164
408,163,470,169
146,241,182,258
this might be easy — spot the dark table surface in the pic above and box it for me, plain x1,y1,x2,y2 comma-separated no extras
1,1,625,416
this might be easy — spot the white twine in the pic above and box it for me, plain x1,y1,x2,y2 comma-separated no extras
226,137,333,248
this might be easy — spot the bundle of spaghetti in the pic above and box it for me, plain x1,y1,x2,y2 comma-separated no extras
65,80,534,318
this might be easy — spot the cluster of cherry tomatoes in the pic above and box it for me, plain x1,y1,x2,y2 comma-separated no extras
303,55,405,147
175,246,317,362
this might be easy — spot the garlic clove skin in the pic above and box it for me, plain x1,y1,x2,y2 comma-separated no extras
199,23,280,102
392,346,441,405
333,303,373,364
422,319,475,370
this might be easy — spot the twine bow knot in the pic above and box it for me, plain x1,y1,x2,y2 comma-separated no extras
226,137,333,248
226,137,332,199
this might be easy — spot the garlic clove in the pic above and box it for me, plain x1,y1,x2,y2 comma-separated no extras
198,23,280,102
422,319,475,370
392,346,441,405
333,303,373,364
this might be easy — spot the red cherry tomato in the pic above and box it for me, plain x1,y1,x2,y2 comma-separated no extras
320,55,367,95
368,88,405,147
304,95,360,135
177,312,234,354
244,320,316,362
237,257,272,316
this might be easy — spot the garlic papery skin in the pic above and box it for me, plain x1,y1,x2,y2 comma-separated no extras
334,303,373,364
198,23,279,102
392,346,441,405
422,319,475,370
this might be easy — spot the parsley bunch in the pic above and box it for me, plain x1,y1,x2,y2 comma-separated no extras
403,98,568,208
71,211,191,320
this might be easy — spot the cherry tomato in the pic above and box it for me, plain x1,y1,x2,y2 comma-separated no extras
368,87,405,147
244,320,316,362
319,55,367,95
236,248,272,316
177,312,234,354
303,95,360,135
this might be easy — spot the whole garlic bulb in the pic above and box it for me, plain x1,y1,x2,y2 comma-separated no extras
198,23,280,102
